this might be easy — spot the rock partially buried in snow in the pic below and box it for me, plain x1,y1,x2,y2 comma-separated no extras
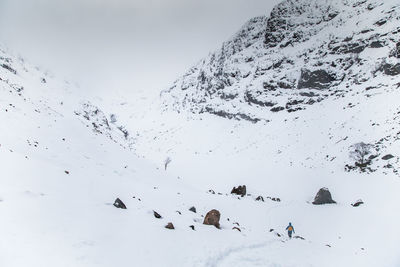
352,199,364,207
312,188,336,205
255,196,264,202
203,209,221,229
113,198,127,209
189,206,197,213
165,223,175,230
231,185,246,197
153,211,162,219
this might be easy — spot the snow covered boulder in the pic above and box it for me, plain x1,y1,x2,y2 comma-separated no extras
203,209,221,229
113,198,127,209
312,188,336,205
231,185,246,197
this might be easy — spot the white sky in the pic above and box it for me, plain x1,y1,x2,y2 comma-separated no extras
0,0,280,98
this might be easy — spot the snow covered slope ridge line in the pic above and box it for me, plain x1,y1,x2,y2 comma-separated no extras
161,0,400,122
0,45,134,150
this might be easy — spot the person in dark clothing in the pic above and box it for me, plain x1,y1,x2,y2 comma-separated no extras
286,222,295,238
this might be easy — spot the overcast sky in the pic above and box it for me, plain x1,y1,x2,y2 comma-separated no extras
0,0,280,98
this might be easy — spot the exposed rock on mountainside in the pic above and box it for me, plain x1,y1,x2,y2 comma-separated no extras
162,0,400,122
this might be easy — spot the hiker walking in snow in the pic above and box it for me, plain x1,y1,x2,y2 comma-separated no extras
286,222,295,238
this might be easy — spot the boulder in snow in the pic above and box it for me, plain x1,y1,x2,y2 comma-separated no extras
203,209,221,229
231,185,246,197
312,188,336,205
113,198,127,209
165,222,175,230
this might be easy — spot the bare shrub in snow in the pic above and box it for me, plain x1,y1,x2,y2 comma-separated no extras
164,157,172,170
348,142,376,172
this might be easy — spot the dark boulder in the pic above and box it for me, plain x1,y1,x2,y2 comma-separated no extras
189,206,197,213
113,198,127,209
165,222,175,230
382,154,394,160
203,209,221,229
231,185,247,197
189,225,195,230
396,42,400,58
312,188,336,205
232,227,241,232
297,69,336,90
1,64,17,74
270,106,285,112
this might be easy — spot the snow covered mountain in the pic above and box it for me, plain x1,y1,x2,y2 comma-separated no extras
1,0,400,266
162,0,400,122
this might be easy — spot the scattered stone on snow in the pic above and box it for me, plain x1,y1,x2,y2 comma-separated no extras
153,211,162,219
232,227,241,232
351,199,364,207
165,222,175,230
113,198,127,209
189,206,196,213
189,225,195,230
255,196,264,202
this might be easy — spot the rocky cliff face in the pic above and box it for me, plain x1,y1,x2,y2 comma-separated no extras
161,0,400,122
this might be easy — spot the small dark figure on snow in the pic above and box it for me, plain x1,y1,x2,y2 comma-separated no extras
286,222,295,238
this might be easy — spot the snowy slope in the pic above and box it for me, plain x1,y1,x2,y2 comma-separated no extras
1,0,400,266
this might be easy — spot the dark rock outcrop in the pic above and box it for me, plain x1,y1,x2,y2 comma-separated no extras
312,188,336,205
1,64,17,74
113,198,127,209
231,185,247,197
369,41,384,48
203,209,221,229
382,154,394,160
297,69,336,89
381,63,400,76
